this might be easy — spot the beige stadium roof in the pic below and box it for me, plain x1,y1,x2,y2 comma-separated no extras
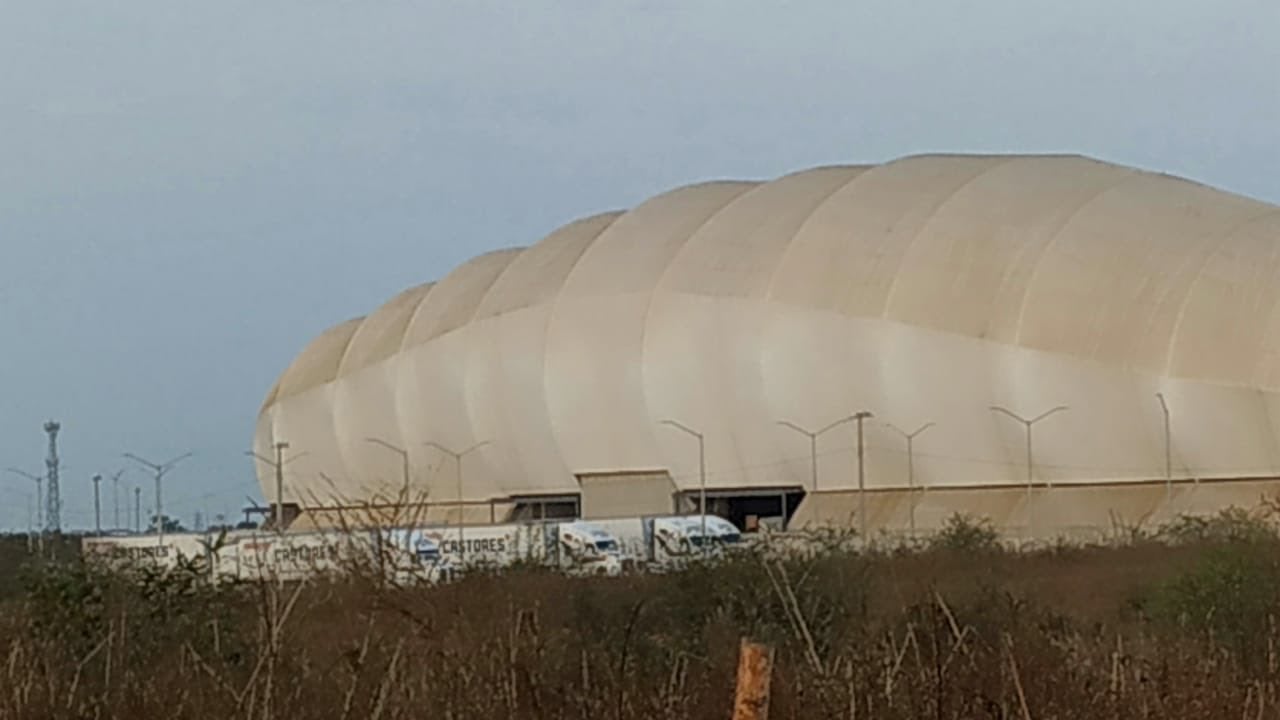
255,153,1280,532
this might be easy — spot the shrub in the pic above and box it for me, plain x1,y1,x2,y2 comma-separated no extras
1137,542,1280,664
928,512,1002,553
1156,507,1278,545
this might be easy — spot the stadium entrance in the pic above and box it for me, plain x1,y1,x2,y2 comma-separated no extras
675,486,806,532
508,494,581,521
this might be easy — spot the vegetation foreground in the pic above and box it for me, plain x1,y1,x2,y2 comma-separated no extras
5,512,1280,719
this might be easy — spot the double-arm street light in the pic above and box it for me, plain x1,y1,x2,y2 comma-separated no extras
884,421,935,535
423,440,490,567
771,410,872,541
659,419,707,544
123,452,193,544
365,437,411,498
775,415,861,492
989,405,1068,539
245,442,307,533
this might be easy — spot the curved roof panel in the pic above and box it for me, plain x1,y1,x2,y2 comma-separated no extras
400,248,524,348
337,282,434,377
272,317,364,404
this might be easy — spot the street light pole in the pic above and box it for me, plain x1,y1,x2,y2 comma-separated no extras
989,405,1069,540
7,468,44,553
885,422,935,535
776,415,860,492
365,437,411,499
92,474,102,534
123,451,194,544
1156,393,1173,508
273,442,287,530
134,487,141,533
423,440,491,567
852,411,874,545
245,443,306,533
660,420,707,546
110,469,125,531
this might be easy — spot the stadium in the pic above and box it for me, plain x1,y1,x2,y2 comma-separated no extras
254,153,1280,539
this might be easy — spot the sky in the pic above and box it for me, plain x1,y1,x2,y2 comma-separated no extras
1,1,1277,532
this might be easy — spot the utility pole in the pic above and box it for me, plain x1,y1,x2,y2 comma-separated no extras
92,474,102,534
123,451,193,543
26,495,33,553
134,487,141,533
423,440,491,567
7,468,43,551
776,415,861,492
365,437,412,499
989,405,1069,540
852,411,874,546
885,422,935,535
245,443,306,533
1156,393,1173,508
110,469,125,531
43,421,61,533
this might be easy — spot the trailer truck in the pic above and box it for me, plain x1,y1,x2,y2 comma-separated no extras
81,519,624,581
82,531,230,572
417,520,622,576
588,514,742,571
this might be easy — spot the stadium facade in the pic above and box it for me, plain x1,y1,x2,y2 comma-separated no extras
255,154,1280,539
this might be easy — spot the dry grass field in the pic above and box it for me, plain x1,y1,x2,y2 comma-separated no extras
2,511,1280,719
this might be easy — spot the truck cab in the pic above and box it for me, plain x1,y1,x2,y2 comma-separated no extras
650,515,742,568
551,521,623,576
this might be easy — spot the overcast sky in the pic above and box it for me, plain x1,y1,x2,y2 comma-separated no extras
1,1,1277,531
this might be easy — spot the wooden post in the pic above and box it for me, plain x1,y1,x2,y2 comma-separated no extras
732,638,775,720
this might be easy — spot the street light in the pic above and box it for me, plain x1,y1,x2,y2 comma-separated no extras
123,451,193,544
109,469,126,531
989,405,1069,539
365,437,411,498
91,474,102,534
775,416,860,492
660,419,707,545
245,442,306,533
7,468,43,550
423,440,491,567
850,411,874,545
884,422,935,535
1156,393,1173,508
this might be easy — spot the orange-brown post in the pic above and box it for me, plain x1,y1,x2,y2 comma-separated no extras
732,638,775,720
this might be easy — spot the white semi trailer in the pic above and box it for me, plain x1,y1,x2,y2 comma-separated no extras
588,514,743,571
418,520,622,576
81,531,229,572
81,520,621,581
230,530,350,582
225,528,454,584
